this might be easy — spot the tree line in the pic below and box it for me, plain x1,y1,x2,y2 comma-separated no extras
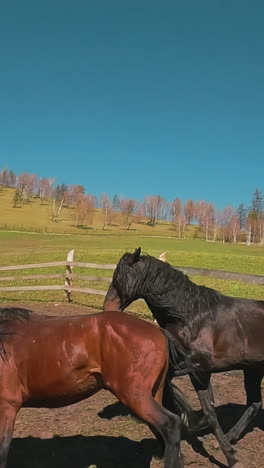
0,167,263,245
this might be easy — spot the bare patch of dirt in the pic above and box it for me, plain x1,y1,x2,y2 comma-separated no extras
3,302,264,467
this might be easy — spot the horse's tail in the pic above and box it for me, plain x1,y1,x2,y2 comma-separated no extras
161,328,200,433
163,378,193,429
161,328,196,378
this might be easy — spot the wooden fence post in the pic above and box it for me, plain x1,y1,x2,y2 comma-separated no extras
65,249,74,302
159,251,167,262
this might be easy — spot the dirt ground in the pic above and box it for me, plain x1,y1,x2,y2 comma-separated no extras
3,302,264,468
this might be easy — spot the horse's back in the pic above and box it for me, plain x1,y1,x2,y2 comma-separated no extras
0,310,168,408
212,297,264,370
98,311,167,363
0,313,103,406
97,312,168,401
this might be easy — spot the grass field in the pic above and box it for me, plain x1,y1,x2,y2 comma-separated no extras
0,230,263,317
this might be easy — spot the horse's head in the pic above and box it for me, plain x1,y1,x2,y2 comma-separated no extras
104,247,144,311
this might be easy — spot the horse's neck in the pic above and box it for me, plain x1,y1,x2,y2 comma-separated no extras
145,295,201,337
145,299,175,329
145,299,163,321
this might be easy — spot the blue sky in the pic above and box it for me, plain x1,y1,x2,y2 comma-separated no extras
0,1,263,209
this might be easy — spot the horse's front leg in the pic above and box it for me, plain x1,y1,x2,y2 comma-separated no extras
191,374,243,468
0,402,19,468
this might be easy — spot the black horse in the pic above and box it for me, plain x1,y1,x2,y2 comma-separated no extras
104,247,264,468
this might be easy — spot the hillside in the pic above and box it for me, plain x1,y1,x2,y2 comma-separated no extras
0,187,199,237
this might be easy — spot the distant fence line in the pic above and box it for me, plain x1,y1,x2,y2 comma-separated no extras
0,250,263,302
0,225,69,234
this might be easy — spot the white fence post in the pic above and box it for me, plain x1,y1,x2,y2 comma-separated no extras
65,249,74,302
159,251,167,262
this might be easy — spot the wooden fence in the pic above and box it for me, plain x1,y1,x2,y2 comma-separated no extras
0,250,114,301
0,250,263,302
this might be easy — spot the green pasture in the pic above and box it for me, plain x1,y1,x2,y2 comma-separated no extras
0,231,263,318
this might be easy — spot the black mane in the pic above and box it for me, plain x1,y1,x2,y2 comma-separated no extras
0,307,31,322
0,308,31,360
114,253,224,333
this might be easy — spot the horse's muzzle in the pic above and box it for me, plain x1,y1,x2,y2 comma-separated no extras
103,283,122,312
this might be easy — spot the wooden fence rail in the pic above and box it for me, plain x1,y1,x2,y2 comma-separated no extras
0,285,107,296
0,274,112,282
0,261,116,271
0,250,263,302
177,266,264,285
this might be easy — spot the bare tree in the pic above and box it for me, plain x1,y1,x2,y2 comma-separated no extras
171,198,181,222
216,206,234,243
120,199,136,229
51,184,67,222
171,198,185,238
161,200,172,221
227,214,240,244
39,178,53,203
144,195,164,226
196,201,215,241
246,215,252,246
100,193,112,229
0,168,10,186
133,201,144,224
175,213,186,238
157,197,168,221
75,194,95,226
213,210,222,241
184,199,195,225
67,185,85,206
16,173,37,202
215,209,226,242
52,199,64,222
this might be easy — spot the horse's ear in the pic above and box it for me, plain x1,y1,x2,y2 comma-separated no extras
127,247,141,265
133,247,141,261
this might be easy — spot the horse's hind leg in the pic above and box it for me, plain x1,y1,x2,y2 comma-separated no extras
0,402,19,468
113,367,183,468
126,395,183,468
226,366,263,443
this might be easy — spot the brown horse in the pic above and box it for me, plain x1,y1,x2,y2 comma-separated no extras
0,307,193,468
103,248,264,468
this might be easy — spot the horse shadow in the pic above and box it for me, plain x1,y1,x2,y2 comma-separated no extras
99,400,264,439
9,435,156,468
9,403,263,468
98,401,264,467
214,403,264,438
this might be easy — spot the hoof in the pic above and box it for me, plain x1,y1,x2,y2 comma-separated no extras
232,463,245,468
226,430,239,444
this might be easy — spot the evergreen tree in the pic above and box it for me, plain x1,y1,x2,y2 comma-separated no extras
112,194,120,210
236,203,247,229
9,170,17,187
13,189,22,208
251,188,263,218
